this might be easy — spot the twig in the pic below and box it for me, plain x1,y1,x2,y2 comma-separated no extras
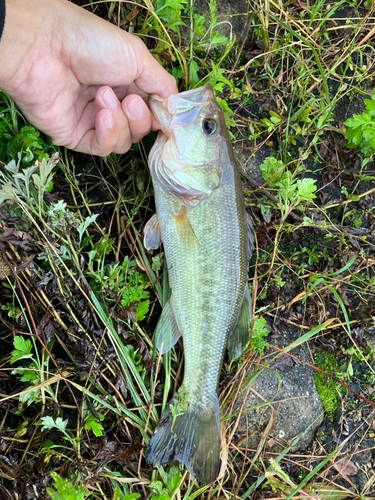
230,11,254,73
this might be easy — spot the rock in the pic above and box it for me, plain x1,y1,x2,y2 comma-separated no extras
232,326,324,452
235,140,273,187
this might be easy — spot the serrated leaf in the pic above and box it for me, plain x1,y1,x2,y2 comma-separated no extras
295,178,317,201
19,388,40,405
77,214,99,242
0,181,17,203
167,470,181,493
10,336,33,363
189,60,200,88
259,157,291,187
5,158,20,175
209,31,228,46
252,316,270,356
149,480,164,495
32,153,59,193
209,0,218,25
193,13,205,36
217,98,235,128
40,416,68,433
20,371,39,382
345,126,363,147
46,471,85,500
136,299,149,322
84,414,104,437
344,115,367,129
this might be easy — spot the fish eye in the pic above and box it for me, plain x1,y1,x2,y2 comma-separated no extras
203,118,219,136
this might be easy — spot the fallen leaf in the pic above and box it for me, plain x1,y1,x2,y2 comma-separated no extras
37,312,56,344
115,374,128,399
271,354,295,373
136,336,152,372
94,438,142,462
245,40,265,59
15,255,34,275
333,458,358,477
266,438,277,449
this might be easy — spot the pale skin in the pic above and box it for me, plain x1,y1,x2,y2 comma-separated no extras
0,0,177,156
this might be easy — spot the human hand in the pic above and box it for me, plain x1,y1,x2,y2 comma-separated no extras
0,0,177,156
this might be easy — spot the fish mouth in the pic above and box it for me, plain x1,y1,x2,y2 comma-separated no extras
149,85,215,132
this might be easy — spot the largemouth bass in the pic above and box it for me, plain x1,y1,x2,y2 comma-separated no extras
144,85,254,484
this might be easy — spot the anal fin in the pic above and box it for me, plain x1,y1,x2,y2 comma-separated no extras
247,213,256,260
144,214,162,251
154,298,181,354
228,284,252,360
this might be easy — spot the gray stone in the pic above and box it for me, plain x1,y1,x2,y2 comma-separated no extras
235,140,273,187
232,326,324,452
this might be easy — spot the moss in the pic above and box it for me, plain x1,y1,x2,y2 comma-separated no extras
314,352,340,422
350,209,364,229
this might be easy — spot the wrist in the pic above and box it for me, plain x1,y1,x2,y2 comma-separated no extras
0,0,61,95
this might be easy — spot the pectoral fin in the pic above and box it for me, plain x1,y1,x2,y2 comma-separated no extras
144,214,162,251
154,298,181,354
228,284,252,360
172,209,199,249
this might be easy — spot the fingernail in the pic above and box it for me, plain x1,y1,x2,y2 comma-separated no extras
103,111,114,129
102,88,118,109
127,97,144,119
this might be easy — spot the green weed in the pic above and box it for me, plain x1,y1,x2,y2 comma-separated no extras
169,386,189,432
11,336,60,406
251,315,270,356
148,465,182,499
46,471,87,500
39,416,79,454
259,157,317,218
344,89,375,157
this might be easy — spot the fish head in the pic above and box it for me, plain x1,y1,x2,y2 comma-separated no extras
149,86,231,204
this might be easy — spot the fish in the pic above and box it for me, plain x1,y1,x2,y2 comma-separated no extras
143,85,255,484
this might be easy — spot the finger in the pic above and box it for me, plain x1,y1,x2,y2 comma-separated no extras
96,86,131,151
64,87,126,155
128,35,178,98
73,108,122,156
65,87,152,155
122,94,152,143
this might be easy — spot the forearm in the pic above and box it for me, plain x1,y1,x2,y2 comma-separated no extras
0,0,61,94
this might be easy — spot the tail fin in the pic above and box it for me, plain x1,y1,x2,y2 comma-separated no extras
146,394,221,484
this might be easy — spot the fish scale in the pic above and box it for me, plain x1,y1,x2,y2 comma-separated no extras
144,85,254,483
